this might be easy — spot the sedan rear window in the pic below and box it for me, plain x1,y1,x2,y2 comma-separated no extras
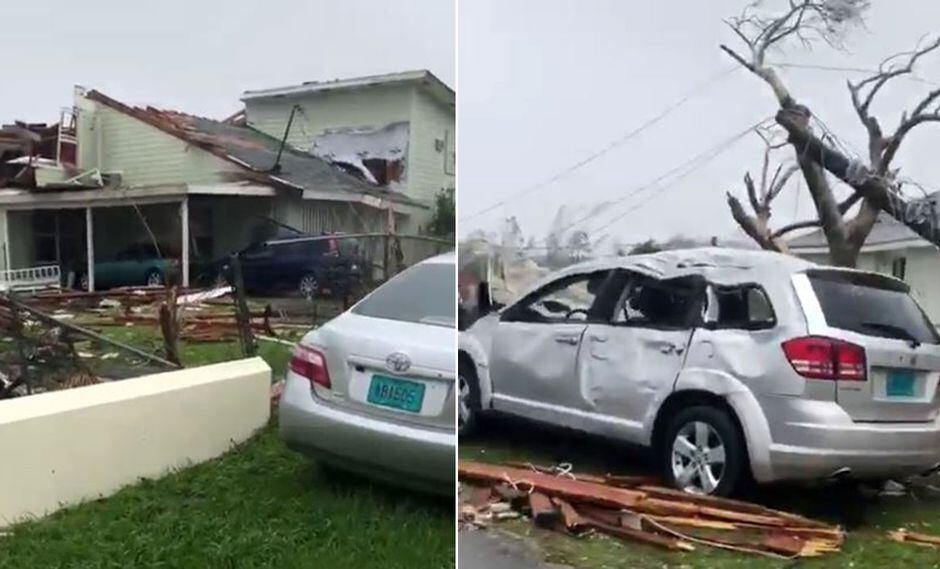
352,262,455,327
807,270,939,344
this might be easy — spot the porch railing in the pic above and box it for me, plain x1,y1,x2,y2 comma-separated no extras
0,265,61,293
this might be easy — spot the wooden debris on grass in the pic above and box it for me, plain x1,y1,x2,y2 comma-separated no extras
458,460,845,559
888,528,940,548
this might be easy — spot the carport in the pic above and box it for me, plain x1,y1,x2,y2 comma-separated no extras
0,186,194,291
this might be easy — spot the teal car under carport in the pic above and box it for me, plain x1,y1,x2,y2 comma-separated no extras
78,243,179,290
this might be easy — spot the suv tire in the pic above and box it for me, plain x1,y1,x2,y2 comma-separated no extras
659,405,746,497
299,273,319,299
458,359,482,437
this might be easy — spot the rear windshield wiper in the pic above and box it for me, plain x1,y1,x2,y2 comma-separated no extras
860,321,921,347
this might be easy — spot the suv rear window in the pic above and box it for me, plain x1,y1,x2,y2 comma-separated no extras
807,270,939,344
352,262,455,327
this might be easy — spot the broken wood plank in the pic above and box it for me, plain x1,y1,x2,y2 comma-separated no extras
467,485,494,509
646,515,739,531
528,492,560,529
459,461,645,510
576,505,625,528
637,485,831,529
888,529,940,548
553,498,590,532
604,474,661,488
589,519,695,552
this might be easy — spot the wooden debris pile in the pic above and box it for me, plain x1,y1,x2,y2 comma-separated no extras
888,528,940,548
459,460,845,559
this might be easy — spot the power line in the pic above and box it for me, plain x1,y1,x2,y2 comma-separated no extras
554,118,772,238
459,66,740,222
770,61,939,86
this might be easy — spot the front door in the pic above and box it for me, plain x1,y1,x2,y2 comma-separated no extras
577,272,703,442
488,269,613,425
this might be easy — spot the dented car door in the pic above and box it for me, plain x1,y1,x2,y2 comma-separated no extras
488,270,612,422
576,272,704,440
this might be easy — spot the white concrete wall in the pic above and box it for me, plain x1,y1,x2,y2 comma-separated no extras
0,358,271,528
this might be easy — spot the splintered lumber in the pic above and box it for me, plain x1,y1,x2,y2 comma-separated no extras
590,519,695,552
888,529,940,548
458,460,844,559
458,461,645,510
553,498,590,532
638,485,832,529
467,486,494,509
528,492,560,528
576,504,625,527
605,474,660,488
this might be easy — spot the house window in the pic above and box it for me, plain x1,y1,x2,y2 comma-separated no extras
892,257,907,281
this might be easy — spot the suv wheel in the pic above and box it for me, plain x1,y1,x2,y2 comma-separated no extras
458,360,482,437
660,405,745,496
299,273,319,299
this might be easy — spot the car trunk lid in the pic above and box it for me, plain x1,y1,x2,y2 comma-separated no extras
313,312,455,430
804,269,940,422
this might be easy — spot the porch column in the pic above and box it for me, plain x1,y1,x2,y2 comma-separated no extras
85,207,94,291
180,197,190,288
2,208,9,272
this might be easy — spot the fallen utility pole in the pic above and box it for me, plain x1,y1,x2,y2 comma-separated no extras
775,107,940,247
1,293,179,369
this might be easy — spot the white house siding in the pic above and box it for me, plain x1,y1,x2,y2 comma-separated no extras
76,94,242,188
244,82,455,224
244,84,414,154
407,88,455,220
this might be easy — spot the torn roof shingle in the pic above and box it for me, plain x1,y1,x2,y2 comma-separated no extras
84,90,424,208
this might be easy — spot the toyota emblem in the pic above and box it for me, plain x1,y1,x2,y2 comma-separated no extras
385,352,412,374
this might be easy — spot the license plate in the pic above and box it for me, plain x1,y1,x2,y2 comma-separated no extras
367,374,425,413
887,369,916,397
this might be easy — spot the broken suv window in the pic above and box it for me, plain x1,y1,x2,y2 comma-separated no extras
509,271,610,323
808,270,939,345
712,285,775,329
614,277,700,328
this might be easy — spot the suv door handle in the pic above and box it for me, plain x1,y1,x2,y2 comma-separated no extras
554,335,579,345
659,343,676,354
589,334,608,343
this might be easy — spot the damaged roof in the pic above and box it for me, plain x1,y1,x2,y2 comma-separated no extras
84,90,423,207
787,211,934,253
241,70,454,107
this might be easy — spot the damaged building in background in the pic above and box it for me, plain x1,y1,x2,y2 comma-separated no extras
0,70,454,291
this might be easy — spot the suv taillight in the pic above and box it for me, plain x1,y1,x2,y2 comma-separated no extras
782,336,867,381
290,344,331,389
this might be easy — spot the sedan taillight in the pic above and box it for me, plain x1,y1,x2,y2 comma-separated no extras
290,344,331,389
782,336,867,381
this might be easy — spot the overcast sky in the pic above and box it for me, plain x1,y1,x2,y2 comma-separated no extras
458,0,940,247
0,0,454,123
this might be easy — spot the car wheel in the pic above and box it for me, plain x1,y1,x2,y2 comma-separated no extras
660,405,745,497
299,273,319,299
458,359,482,437
145,269,164,287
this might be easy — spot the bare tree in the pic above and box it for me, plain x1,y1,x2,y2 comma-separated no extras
722,0,940,266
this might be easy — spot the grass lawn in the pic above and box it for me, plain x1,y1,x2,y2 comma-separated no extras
461,415,940,569
0,323,454,569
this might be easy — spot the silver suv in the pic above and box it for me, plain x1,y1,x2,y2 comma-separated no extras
458,248,940,496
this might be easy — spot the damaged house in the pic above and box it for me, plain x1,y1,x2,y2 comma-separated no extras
0,69,454,291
